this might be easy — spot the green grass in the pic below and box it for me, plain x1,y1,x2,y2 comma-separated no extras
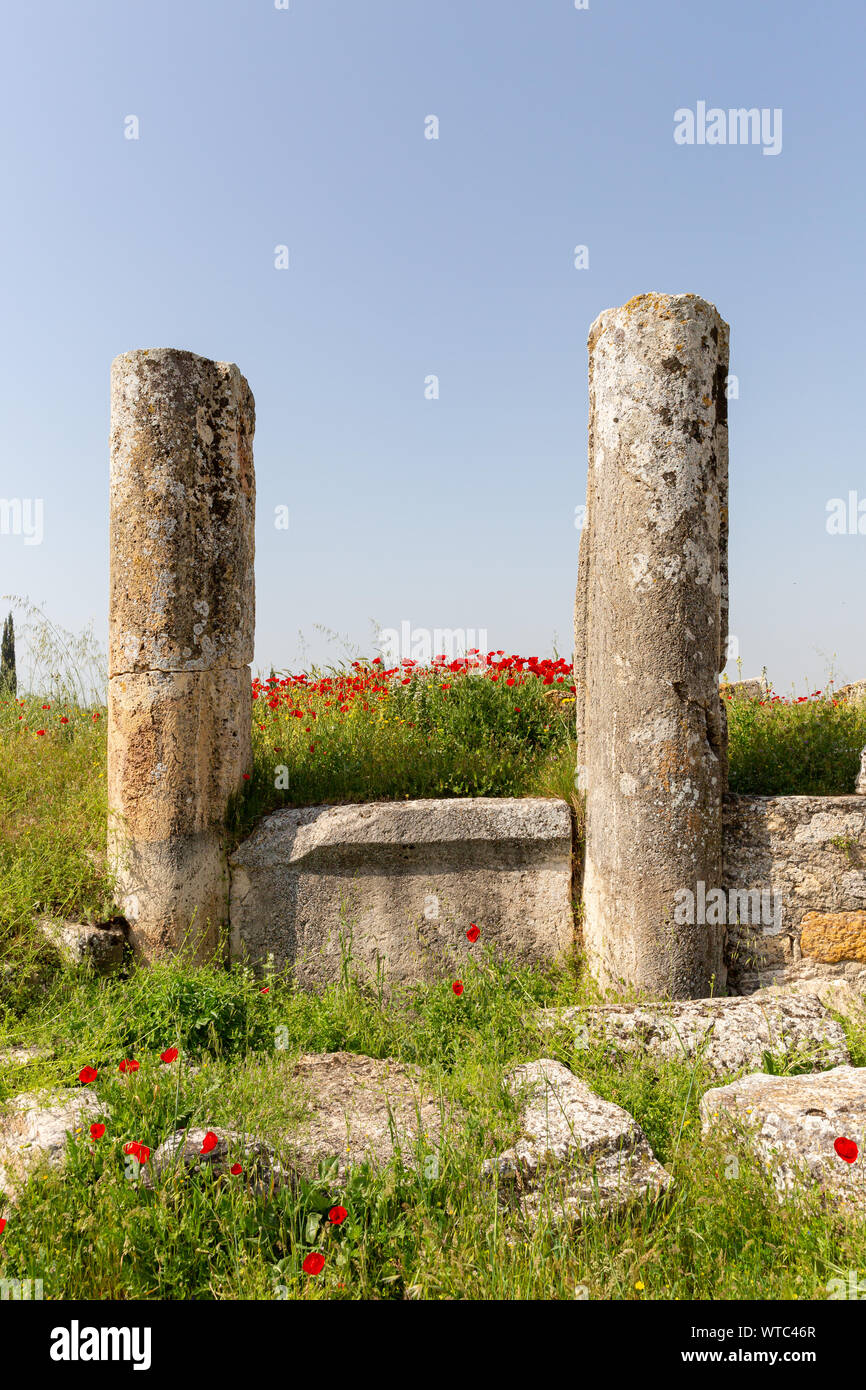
2,658,865,1300
1,951,864,1300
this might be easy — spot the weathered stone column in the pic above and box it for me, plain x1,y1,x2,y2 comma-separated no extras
108,349,255,962
574,293,729,998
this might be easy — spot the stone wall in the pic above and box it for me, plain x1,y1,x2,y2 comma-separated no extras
229,797,574,988
723,793,866,994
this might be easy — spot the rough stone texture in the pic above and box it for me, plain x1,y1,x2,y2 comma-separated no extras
723,794,866,994
0,1090,103,1203
284,1052,454,1180
108,349,255,962
230,798,574,986
575,293,729,999
720,678,767,701
700,1065,866,1211
109,349,255,674
538,995,849,1077
38,918,126,974
484,1059,671,1224
752,979,866,1028
800,911,866,964
0,1046,53,1068
835,681,866,704
142,1127,290,1195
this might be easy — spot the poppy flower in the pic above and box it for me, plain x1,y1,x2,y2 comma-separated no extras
242,773,251,781
90,1123,106,1140
36,729,45,736
328,1205,348,1225
303,1252,325,1276
230,1163,243,1176
60,716,69,724
466,924,480,943
123,1141,150,1165
200,1131,219,1155
119,1059,140,1074
834,1136,859,1164
78,1066,98,1085
452,981,464,996
0,1218,6,1235
260,986,269,994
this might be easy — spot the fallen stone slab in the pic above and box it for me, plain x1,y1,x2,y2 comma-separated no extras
229,797,574,988
39,917,126,974
144,1053,455,1191
0,1089,104,1203
0,1045,53,1068
751,979,866,1028
484,1059,671,1225
700,1065,866,1210
284,1052,454,1180
142,1127,290,1195
538,995,849,1077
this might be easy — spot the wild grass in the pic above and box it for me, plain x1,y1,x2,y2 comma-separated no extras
1,950,864,1300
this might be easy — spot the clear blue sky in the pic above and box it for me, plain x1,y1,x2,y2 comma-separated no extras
1,0,863,691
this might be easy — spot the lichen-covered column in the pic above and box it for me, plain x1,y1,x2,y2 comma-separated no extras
574,293,729,998
108,349,255,962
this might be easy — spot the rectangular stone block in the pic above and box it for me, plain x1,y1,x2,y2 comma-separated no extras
229,797,574,987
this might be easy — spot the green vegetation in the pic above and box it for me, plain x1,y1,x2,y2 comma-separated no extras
1,951,864,1300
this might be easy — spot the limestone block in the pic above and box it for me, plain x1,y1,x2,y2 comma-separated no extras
800,911,866,964
700,1065,866,1210
484,1058,671,1224
539,994,849,1076
229,797,574,986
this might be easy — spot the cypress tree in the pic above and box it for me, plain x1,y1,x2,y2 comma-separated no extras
1,613,16,696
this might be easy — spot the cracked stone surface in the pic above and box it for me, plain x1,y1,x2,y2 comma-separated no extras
539,995,849,1077
700,1065,866,1210
484,1058,671,1225
0,1089,103,1204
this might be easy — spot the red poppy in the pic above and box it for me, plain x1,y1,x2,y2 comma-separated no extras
303,1252,325,1276
90,1122,106,1140
119,1059,140,1074
0,1218,6,1235
452,981,464,996
160,1047,178,1064
60,716,69,724
36,729,45,736
242,773,251,781
230,1163,243,1176
260,986,269,994
78,1066,98,1085
123,1141,150,1165
834,1136,859,1164
200,1131,219,1155
466,924,480,943
328,1205,348,1225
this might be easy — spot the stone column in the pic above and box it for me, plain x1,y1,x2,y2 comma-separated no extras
108,349,255,962
574,293,729,998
